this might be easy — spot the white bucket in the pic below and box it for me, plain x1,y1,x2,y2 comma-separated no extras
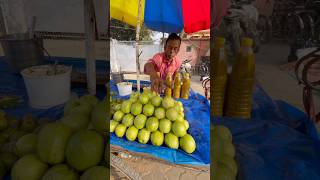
21,65,72,109
117,82,132,96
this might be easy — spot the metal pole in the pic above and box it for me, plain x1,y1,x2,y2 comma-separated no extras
84,0,96,95
135,0,143,92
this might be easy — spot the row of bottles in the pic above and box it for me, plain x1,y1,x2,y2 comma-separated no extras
212,37,255,119
165,72,190,99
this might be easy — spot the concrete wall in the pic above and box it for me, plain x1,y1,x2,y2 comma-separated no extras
0,0,107,34
0,39,108,60
110,39,210,73
177,39,210,66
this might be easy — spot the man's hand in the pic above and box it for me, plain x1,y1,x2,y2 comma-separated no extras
150,72,164,94
145,62,164,93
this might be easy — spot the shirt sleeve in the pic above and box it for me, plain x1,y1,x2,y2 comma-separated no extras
144,53,162,73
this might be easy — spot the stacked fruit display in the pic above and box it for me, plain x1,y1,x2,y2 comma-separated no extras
0,95,108,180
212,125,238,180
110,89,197,154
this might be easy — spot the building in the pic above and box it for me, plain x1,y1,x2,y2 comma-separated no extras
177,30,210,67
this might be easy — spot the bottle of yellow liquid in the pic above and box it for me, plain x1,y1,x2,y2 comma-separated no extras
165,74,173,97
181,73,190,99
226,38,255,119
173,73,182,98
211,37,228,116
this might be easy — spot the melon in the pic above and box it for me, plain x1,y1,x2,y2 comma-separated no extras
91,100,107,134
20,114,38,132
0,152,18,169
80,166,109,180
0,161,6,180
11,154,48,180
68,103,93,117
0,113,8,130
37,122,72,164
79,95,99,107
63,96,80,115
42,164,79,180
66,130,104,171
15,133,37,157
61,113,90,132
7,116,20,129
9,130,28,142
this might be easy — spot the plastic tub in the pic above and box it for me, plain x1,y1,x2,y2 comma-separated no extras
21,65,72,109
117,82,132,96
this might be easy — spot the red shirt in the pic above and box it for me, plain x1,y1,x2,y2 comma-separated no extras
144,52,182,80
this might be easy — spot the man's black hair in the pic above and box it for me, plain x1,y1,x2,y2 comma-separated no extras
165,33,181,46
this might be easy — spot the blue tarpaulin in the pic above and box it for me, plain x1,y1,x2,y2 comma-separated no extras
110,81,211,166
213,85,320,180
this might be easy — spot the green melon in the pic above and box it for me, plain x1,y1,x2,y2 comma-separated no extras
0,161,6,180
63,96,80,116
15,133,37,157
11,154,48,180
9,130,28,143
79,95,99,107
42,164,79,180
20,114,38,132
61,113,90,132
80,166,109,180
91,100,107,134
37,122,72,165
0,152,18,169
66,130,104,171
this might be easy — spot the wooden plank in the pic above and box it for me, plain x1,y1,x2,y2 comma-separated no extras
84,0,96,95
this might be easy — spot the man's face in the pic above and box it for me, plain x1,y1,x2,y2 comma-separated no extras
164,40,180,61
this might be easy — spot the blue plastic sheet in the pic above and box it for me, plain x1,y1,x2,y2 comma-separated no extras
144,0,184,33
213,85,320,180
110,81,210,165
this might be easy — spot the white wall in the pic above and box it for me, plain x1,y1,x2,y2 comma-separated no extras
110,40,162,73
0,0,107,34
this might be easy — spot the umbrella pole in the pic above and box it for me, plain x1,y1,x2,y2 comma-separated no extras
84,0,96,95
135,0,143,92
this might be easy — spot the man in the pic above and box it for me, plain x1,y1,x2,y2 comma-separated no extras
144,33,182,93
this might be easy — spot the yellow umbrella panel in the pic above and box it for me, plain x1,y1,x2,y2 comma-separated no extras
110,0,145,27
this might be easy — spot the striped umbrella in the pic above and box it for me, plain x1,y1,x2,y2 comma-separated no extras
110,0,210,34
110,0,210,91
